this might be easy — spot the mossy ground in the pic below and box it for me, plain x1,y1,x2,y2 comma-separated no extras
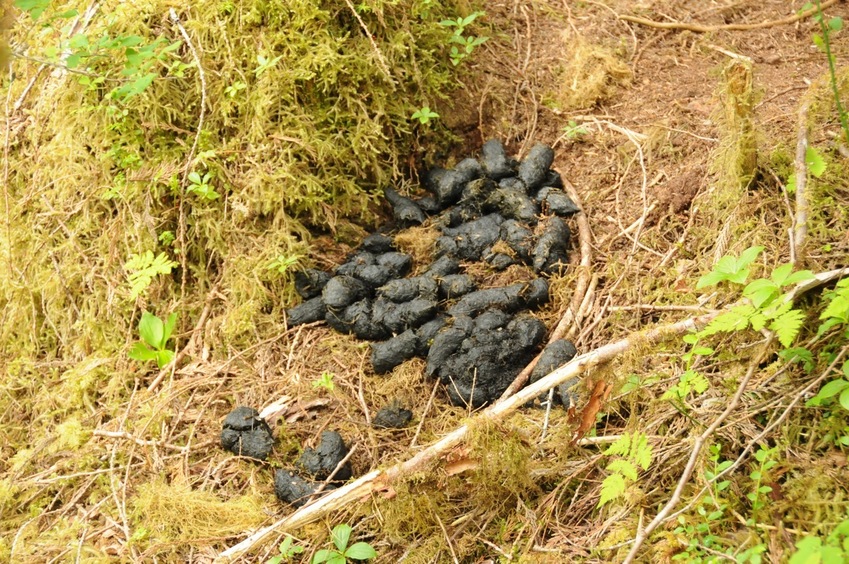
3,0,849,562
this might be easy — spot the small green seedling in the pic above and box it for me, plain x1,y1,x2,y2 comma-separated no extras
312,524,377,564
124,250,178,300
439,11,488,65
563,119,589,140
267,536,304,564
312,371,335,392
255,53,283,77
129,311,178,368
225,80,247,98
411,107,439,124
267,254,303,275
187,171,220,201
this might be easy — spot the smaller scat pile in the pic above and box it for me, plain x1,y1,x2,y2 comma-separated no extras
287,140,580,407
220,408,354,507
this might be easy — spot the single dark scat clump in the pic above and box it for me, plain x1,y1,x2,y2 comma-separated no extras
294,269,331,299
371,329,418,374
274,469,331,508
285,296,325,327
373,401,413,429
385,187,426,226
297,430,352,481
530,339,579,407
220,406,274,460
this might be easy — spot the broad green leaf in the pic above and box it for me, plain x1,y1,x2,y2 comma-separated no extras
163,312,178,343
829,17,844,31
816,379,849,399
779,347,814,372
788,535,821,564
727,268,751,285
737,246,764,270
345,542,377,560
820,546,845,562
14,0,50,21
139,312,165,349
806,147,827,177
770,264,794,286
682,333,699,345
839,388,849,412
268,556,282,564
331,524,352,553
311,549,335,564
155,349,174,369
692,346,714,356
813,33,826,52
783,270,815,287
714,255,739,275
696,271,726,289
743,279,779,308
188,171,201,184
129,342,158,362
598,473,626,506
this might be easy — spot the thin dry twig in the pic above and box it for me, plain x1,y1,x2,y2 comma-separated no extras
619,0,839,33
341,0,397,88
793,97,811,263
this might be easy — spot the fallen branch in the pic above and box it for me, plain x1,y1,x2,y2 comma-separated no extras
619,0,839,33
793,98,811,263
216,267,849,562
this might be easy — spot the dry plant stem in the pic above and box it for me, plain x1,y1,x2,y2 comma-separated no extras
622,337,774,564
499,181,592,399
147,283,219,392
793,98,811,263
619,0,839,33
341,0,396,88
3,67,12,275
169,8,207,323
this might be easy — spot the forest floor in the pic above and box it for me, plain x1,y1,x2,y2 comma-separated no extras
5,1,849,563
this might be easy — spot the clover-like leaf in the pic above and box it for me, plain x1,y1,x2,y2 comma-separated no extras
331,524,352,553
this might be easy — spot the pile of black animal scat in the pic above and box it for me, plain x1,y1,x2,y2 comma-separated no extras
286,140,580,407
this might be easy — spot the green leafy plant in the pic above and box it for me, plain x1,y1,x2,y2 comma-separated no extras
439,11,488,66
787,146,827,194
267,254,304,276
312,372,335,392
411,106,440,124
598,432,653,507
225,81,247,98
187,171,220,201
312,524,376,564
746,445,778,526
790,514,849,563
563,119,589,140
255,53,283,77
807,279,849,412
696,246,764,288
128,311,178,368
267,536,304,564
124,251,178,300
803,1,849,144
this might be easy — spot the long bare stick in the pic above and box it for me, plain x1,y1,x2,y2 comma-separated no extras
216,267,849,562
793,98,811,263
619,0,839,33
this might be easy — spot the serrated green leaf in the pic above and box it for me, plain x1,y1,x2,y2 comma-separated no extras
813,33,826,52
345,542,377,560
770,308,805,347
750,312,767,332
633,434,653,469
806,146,827,177
331,524,352,553
598,473,626,507
786,173,797,194
605,434,632,457
129,342,158,362
607,459,639,482
139,312,164,349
